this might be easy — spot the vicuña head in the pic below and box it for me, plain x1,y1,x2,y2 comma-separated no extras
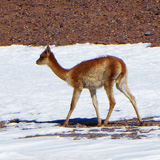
36,45,142,127
36,46,51,65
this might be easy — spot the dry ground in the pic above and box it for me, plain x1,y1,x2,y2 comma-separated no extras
0,0,160,47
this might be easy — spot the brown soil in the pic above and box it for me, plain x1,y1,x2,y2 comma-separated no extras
0,121,6,128
0,0,160,47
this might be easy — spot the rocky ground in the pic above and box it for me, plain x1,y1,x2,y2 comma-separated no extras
0,0,160,47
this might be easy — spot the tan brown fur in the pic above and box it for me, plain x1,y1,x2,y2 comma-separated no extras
36,46,142,127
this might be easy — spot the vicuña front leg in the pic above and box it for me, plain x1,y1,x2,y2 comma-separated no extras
89,89,102,126
102,82,116,126
62,88,82,127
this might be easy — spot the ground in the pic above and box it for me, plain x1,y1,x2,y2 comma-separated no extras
0,0,160,47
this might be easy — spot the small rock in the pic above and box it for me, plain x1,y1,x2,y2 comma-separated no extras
144,32,152,36
155,11,160,16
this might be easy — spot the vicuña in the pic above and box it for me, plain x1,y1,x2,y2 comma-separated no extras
36,46,142,127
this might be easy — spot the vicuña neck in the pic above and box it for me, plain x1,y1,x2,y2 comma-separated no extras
48,53,69,81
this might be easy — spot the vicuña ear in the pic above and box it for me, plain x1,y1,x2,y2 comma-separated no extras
46,45,51,56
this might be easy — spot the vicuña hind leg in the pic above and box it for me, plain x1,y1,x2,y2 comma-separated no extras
116,77,142,124
62,88,82,127
102,81,116,126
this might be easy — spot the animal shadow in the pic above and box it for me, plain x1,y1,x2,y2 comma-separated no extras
9,117,99,127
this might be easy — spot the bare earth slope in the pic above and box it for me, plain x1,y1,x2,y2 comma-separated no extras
0,0,159,47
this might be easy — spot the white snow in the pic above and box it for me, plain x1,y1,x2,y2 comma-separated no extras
0,43,160,159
